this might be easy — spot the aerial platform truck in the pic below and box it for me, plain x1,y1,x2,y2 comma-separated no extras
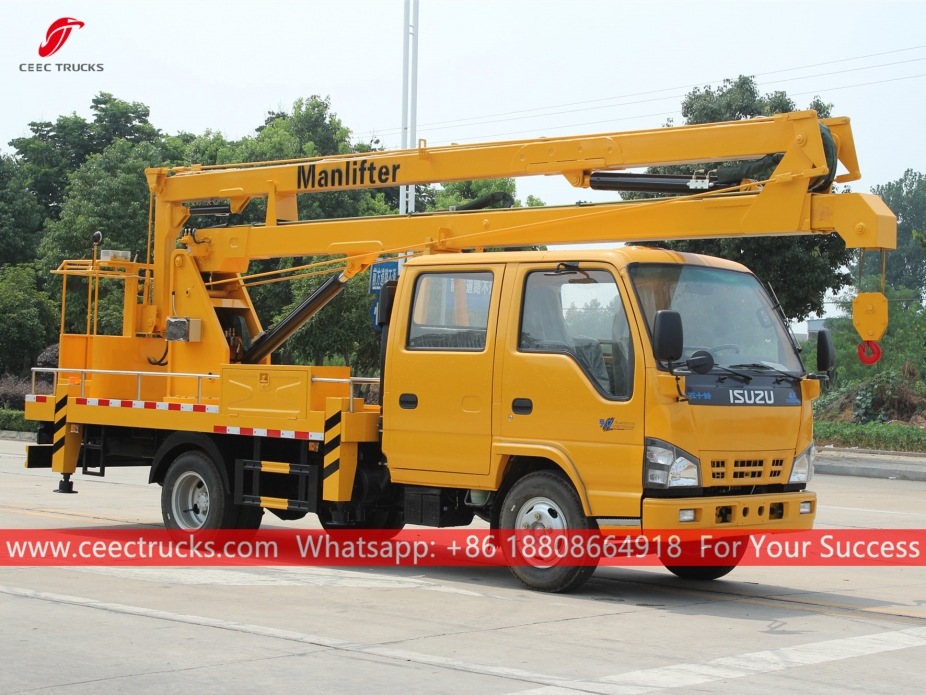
24,110,895,591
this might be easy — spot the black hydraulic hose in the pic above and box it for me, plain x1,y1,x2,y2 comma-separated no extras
454,191,515,210
241,273,347,364
147,342,168,366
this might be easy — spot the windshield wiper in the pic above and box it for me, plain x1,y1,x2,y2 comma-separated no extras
710,365,753,383
729,363,802,383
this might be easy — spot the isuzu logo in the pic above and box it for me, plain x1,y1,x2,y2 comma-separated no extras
729,389,774,405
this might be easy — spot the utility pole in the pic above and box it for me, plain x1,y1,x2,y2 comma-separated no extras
399,0,419,215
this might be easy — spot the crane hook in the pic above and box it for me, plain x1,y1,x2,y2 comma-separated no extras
857,340,882,365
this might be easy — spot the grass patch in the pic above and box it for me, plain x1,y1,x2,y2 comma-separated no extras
0,409,38,433
814,421,926,452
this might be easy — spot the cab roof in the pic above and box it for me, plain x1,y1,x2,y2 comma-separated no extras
405,245,752,274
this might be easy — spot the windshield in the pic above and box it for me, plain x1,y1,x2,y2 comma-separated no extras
627,263,804,373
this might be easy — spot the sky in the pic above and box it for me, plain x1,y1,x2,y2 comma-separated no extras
3,0,925,325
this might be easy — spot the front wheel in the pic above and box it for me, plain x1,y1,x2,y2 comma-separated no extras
499,471,598,593
663,565,736,581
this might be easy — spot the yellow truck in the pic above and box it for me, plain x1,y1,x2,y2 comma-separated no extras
24,111,896,591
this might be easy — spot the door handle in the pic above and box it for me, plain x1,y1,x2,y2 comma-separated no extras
399,393,418,409
512,398,533,415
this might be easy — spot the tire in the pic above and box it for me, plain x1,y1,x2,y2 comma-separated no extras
499,470,598,593
161,450,237,531
234,504,264,530
664,565,736,581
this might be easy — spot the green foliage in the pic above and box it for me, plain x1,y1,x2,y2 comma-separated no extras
814,421,926,452
813,365,926,423
864,169,926,294
0,265,57,374
280,262,380,375
38,139,165,333
0,155,44,266
625,75,851,321
9,92,160,218
0,409,38,432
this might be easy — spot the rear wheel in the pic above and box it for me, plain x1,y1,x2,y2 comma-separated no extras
500,471,598,593
234,504,264,529
161,450,237,531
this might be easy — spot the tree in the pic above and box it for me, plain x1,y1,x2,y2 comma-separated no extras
866,170,926,294
9,92,160,219
279,263,381,374
0,155,44,266
0,265,57,374
625,76,852,321
38,139,165,333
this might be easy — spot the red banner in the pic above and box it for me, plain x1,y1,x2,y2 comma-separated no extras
1,529,923,568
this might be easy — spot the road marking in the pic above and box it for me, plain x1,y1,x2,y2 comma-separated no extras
62,566,488,595
4,584,926,694
0,503,158,526
0,584,569,688
506,626,926,695
595,574,926,625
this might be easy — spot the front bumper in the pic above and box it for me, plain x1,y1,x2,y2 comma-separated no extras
643,491,816,530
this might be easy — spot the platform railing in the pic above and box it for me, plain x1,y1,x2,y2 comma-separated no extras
31,367,220,404
311,376,380,412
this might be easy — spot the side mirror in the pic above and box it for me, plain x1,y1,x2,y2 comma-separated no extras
816,327,835,372
653,310,683,362
377,280,398,327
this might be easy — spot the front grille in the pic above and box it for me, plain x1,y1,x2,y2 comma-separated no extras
702,453,793,485
733,459,764,479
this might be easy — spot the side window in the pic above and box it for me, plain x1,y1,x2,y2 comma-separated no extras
407,271,494,351
520,269,633,399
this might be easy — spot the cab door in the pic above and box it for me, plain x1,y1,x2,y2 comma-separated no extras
384,265,504,475
498,263,645,517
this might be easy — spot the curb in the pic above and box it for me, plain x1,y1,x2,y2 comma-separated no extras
0,430,37,442
814,460,926,482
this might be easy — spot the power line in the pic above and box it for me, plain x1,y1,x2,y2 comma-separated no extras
357,43,926,139
421,72,926,146
371,55,926,140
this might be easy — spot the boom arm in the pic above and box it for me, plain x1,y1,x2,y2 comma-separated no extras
137,110,894,370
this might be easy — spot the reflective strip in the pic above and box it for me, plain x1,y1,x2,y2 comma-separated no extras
259,496,291,511
260,461,291,475
25,395,48,403
596,517,642,526
74,397,218,413
213,425,323,441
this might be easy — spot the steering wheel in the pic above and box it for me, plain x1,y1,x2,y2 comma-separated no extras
708,344,740,354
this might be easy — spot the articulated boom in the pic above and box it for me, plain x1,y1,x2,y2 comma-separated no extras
55,111,896,399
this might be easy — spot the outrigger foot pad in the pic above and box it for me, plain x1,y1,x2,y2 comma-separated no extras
53,474,77,494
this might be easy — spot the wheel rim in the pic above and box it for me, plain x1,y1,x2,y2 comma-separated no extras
171,471,210,529
516,496,568,568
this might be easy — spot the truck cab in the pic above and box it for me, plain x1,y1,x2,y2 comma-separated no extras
381,246,817,588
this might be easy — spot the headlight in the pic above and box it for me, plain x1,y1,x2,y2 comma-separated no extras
790,442,815,483
644,438,701,489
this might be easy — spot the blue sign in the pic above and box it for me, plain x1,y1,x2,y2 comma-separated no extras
369,261,402,294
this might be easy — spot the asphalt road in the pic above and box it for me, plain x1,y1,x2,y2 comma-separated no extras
1,439,925,694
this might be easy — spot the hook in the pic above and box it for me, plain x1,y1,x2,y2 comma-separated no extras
857,340,882,365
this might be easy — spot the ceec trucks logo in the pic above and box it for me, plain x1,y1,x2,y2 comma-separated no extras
38,17,84,57
20,18,103,73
